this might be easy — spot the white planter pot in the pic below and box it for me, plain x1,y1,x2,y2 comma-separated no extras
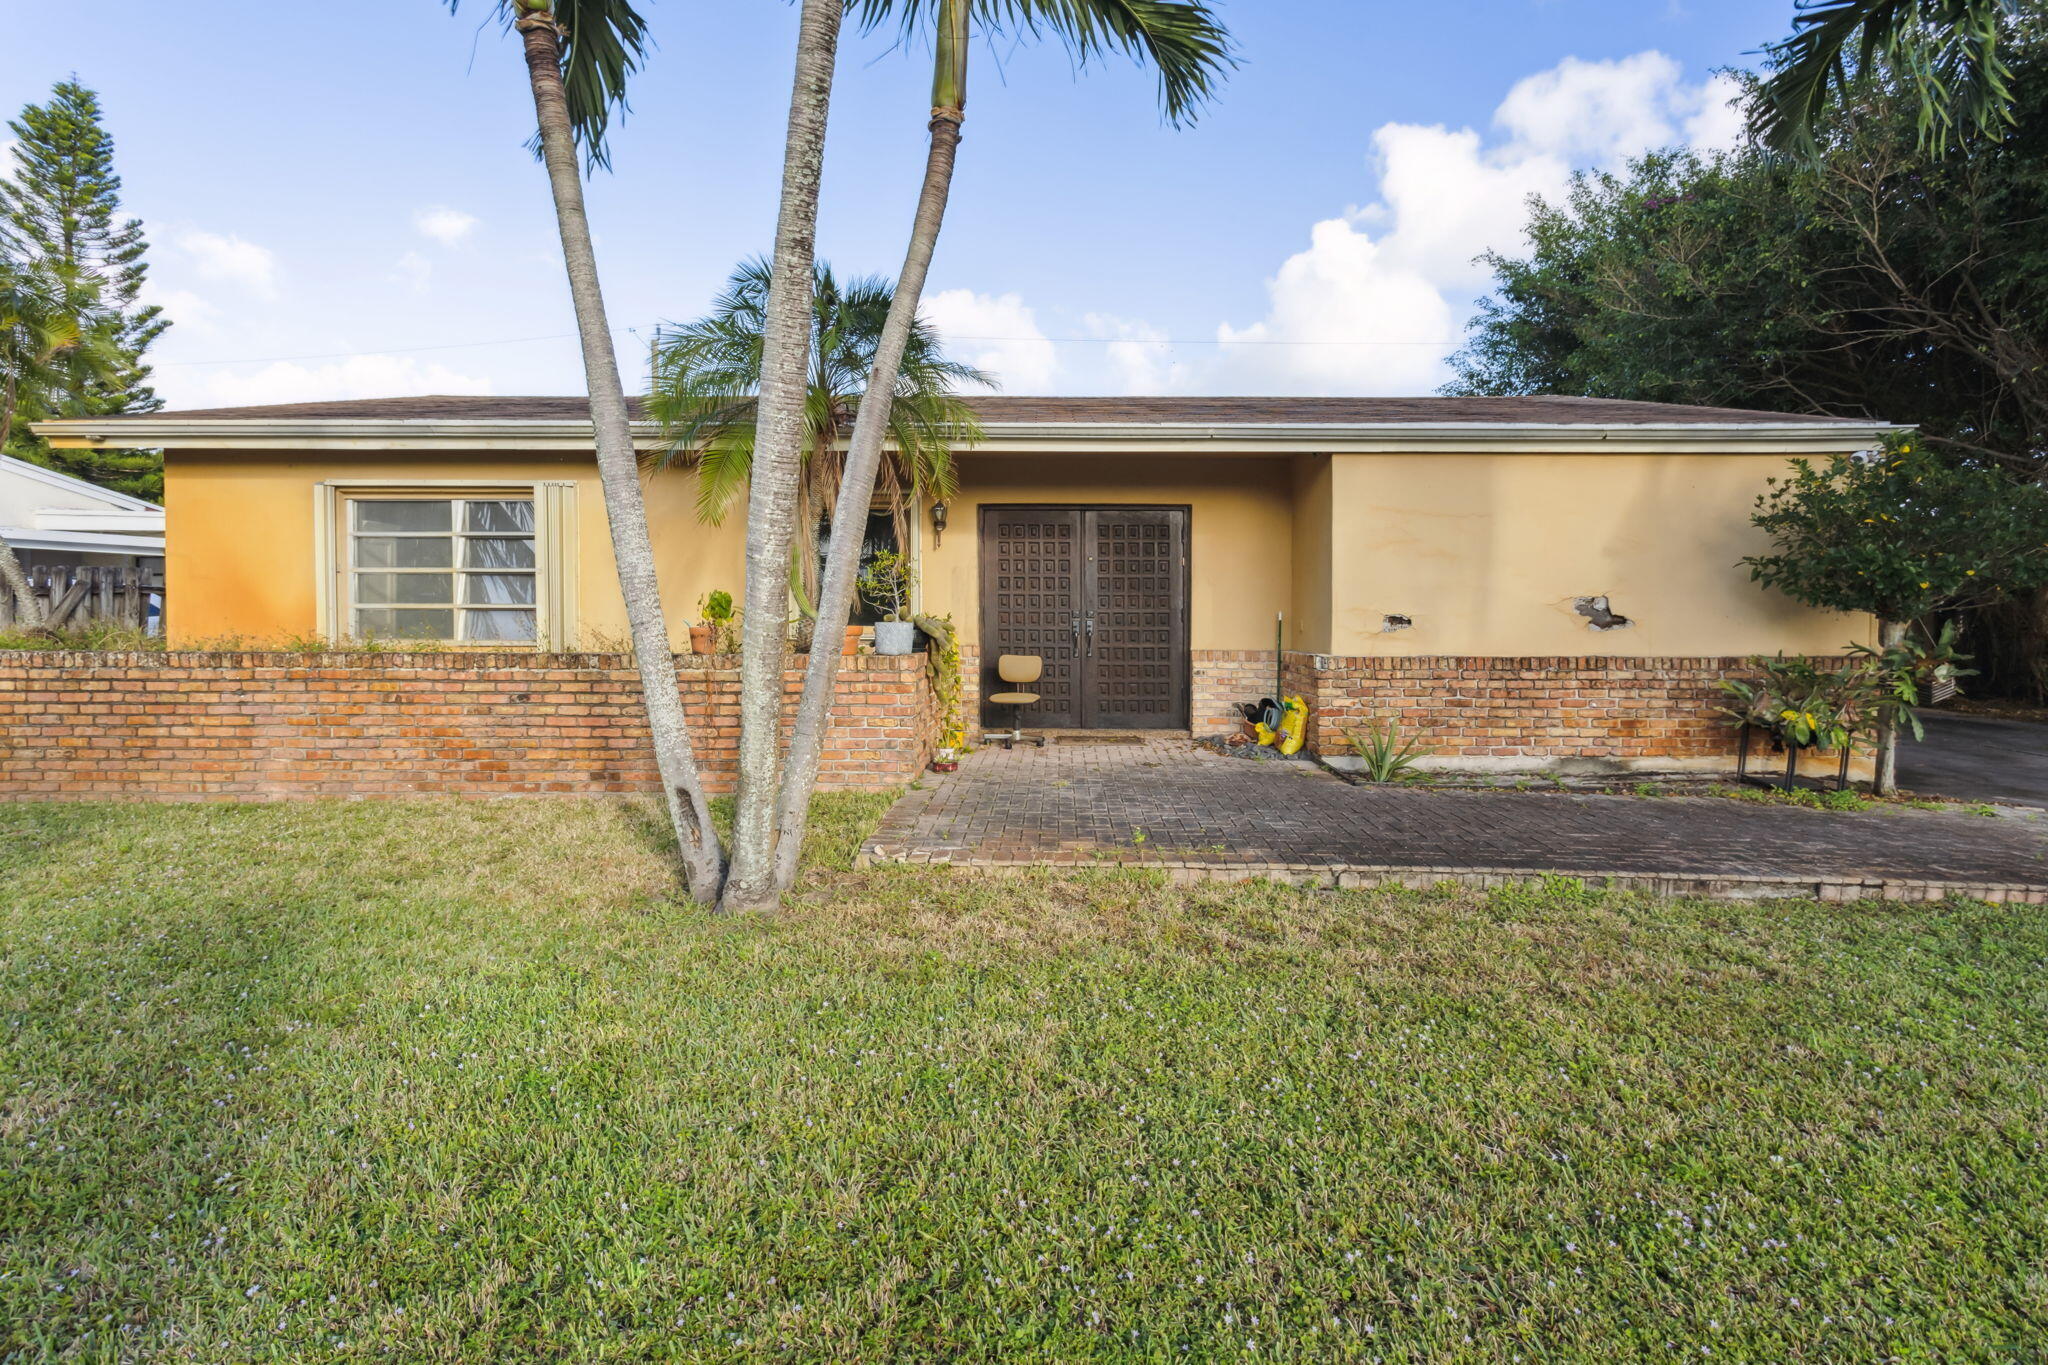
874,620,918,655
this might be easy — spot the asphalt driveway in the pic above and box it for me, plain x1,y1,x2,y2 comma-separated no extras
1899,712,2048,807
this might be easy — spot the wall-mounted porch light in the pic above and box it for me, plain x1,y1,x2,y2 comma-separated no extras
930,499,949,548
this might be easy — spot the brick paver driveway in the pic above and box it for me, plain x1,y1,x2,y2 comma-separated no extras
864,738,2048,902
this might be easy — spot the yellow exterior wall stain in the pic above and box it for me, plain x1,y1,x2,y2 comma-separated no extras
163,450,744,648
1287,454,1334,654
163,443,1864,658
1323,452,1865,656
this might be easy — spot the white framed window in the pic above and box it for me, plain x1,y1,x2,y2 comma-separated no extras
348,496,537,642
315,481,577,650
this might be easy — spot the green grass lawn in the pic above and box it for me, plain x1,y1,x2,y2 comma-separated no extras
3,797,2044,1362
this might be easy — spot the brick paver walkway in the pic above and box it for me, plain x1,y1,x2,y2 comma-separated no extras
863,738,2048,902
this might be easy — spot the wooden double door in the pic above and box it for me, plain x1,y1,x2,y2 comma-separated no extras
979,506,1189,730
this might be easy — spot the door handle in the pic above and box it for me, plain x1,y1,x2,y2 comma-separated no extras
1084,613,1095,657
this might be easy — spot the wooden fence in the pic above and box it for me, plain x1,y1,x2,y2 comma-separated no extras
0,565,164,632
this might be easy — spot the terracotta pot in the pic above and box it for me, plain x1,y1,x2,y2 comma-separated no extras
842,624,865,656
688,623,716,654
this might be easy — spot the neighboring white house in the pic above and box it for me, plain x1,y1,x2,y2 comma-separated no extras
0,454,164,572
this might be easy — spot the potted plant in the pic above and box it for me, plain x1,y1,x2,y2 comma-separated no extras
692,590,735,654
1717,654,1872,790
932,722,966,772
859,551,919,656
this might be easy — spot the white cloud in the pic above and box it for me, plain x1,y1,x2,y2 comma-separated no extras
1205,50,1745,395
173,230,280,300
169,354,493,409
920,52,1745,397
393,250,433,293
1213,218,1463,394
140,285,222,332
1083,313,1190,394
415,207,479,244
924,289,1059,392
1683,72,1750,153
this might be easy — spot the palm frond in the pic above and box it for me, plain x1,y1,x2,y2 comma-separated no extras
851,0,1235,124
646,256,992,529
444,0,652,170
1753,0,2023,156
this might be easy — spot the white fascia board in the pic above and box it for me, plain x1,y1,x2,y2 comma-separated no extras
32,507,166,533
32,416,1898,456
0,524,165,554
963,420,1899,455
32,418,629,452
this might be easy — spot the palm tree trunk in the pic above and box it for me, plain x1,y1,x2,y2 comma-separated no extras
1874,616,1906,795
721,0,846,912
0,533,42,629
516,10,725,899
767,0,969,891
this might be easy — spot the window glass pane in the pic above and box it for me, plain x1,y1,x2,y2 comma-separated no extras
462,572,536,605
356,572,453,606
463,609,537,642
465,499,535,533
463,536,536,570
356,608,455,639
353,500,451,533
355,536,453,569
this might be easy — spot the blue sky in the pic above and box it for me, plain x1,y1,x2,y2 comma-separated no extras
4,1,1798,407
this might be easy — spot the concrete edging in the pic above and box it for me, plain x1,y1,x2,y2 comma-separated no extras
854,848,2045,904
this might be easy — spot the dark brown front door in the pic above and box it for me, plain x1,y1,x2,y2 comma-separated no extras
980,506,1189,729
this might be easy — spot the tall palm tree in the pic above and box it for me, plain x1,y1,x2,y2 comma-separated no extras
720,0,848,913
763,0,1234,894
445,0,727,900
1754,0,2032,154
647,257,990,607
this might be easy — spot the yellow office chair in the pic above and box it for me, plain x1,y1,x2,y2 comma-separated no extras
987,654,1047,749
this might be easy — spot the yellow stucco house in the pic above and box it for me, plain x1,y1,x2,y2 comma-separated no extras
39,393,1887,771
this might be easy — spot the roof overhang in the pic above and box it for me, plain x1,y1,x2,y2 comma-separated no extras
0,525,165,556
34,416,1895,457
32,507,165,534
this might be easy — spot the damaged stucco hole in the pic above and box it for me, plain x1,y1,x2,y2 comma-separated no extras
1574,596,1633,630
1381,614,1413,632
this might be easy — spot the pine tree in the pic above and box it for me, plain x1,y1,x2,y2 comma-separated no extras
0,79,168,501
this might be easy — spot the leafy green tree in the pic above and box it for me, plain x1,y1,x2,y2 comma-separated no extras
0,80,168,500
1754,0,2040,155
647,257,988,603
446,0,727,902
1744,431,2048,789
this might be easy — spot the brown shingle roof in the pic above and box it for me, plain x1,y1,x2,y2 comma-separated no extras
111,394,1869,426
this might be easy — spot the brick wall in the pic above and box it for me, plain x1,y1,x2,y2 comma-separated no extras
1191,651,1282,736
0,651,935,802
1286,652,1784,771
